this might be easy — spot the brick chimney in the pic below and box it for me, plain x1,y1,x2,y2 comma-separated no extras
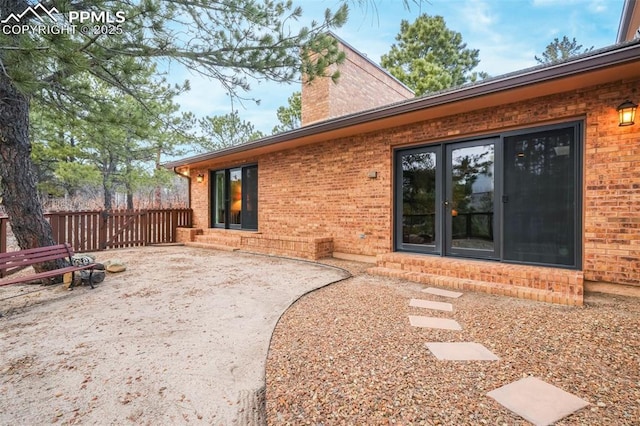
301,33,414,126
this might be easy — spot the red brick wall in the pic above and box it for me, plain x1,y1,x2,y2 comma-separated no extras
189,77,640,287
301,41,414,125
188,169,209,228
301,64,331,125
583,83,640,285
258,136,392,255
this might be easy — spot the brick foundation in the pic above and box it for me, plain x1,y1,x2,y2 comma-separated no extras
370,253,584,306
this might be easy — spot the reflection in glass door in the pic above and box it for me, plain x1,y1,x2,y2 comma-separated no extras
211,165,259,231
214,171,226,226
229,168,242,227
395,122,580,268
446,140,499,259
396,147,441,253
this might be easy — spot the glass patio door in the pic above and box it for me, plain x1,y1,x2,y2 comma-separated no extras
396,146,442,254
445,139,499,259
395,122,580,268
210,165,258,230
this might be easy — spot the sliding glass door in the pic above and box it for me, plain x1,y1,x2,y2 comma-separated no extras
502,127,577,266
395,122,581,269
396,147,442,254
229,168,242,228
214,171,225,226
242,166,258,230
445,139,499,259
211,165,258,230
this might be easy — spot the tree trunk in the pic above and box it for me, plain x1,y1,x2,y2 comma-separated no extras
0,69,61,270
102,155,117,210
126,190,134,210
103,178,113,211
154,150,163,207
125,154,134,209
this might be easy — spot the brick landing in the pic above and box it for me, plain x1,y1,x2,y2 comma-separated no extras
370,253,584,305
177,228,333,260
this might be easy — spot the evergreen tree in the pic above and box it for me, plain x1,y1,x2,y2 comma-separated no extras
380,14,488,96
0,0,348,256
198,111,265,152
535,36,593,64
272,91,302,133
30,67,194,210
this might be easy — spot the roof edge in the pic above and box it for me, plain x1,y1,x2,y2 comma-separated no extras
618,0,637,43
165,40,640,169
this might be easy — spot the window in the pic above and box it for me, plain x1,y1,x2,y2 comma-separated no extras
210,165,258,230
395,122,581,268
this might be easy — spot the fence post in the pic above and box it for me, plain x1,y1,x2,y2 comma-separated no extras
99,210,108,250
172,209,179,242
142,210,149,246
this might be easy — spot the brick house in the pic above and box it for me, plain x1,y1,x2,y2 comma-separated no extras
167,3,640,305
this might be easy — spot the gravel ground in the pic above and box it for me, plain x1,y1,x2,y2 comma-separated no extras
265,261,640,425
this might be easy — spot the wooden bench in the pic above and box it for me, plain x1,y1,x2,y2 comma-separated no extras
0,243,98,289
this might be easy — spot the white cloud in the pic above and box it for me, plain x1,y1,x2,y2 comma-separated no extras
458,0,495,31
588,0,607,13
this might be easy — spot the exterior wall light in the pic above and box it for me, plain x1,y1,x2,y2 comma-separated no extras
617,100,637,126
196,174,205,183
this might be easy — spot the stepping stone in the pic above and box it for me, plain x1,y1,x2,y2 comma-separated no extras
409,315,462,330
425,342,499,361
422,287,463,298
487,377,589,426
409,298,453,312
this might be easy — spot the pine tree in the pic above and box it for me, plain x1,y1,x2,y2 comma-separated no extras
197,111,265,152
0,0,348,259
380,14,488,96
535,36,593,64
272,91,302,134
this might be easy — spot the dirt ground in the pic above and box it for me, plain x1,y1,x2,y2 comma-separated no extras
0,246,349,425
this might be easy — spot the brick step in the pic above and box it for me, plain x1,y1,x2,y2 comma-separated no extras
185,242,239,252
193,235,242,246
375,252,583,305
179,228,334,260
368,266,580,305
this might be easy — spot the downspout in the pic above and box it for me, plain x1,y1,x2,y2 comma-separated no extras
172,167,191,208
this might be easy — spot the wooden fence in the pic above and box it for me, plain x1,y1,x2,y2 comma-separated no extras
0,209,192,254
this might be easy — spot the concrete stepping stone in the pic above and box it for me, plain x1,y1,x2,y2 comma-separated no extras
421,287,463,298
487,376,589,426
409,298,453,312
409,315,462,330
425,342,499,361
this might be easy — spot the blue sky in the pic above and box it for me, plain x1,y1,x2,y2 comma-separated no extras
173,0,625,135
